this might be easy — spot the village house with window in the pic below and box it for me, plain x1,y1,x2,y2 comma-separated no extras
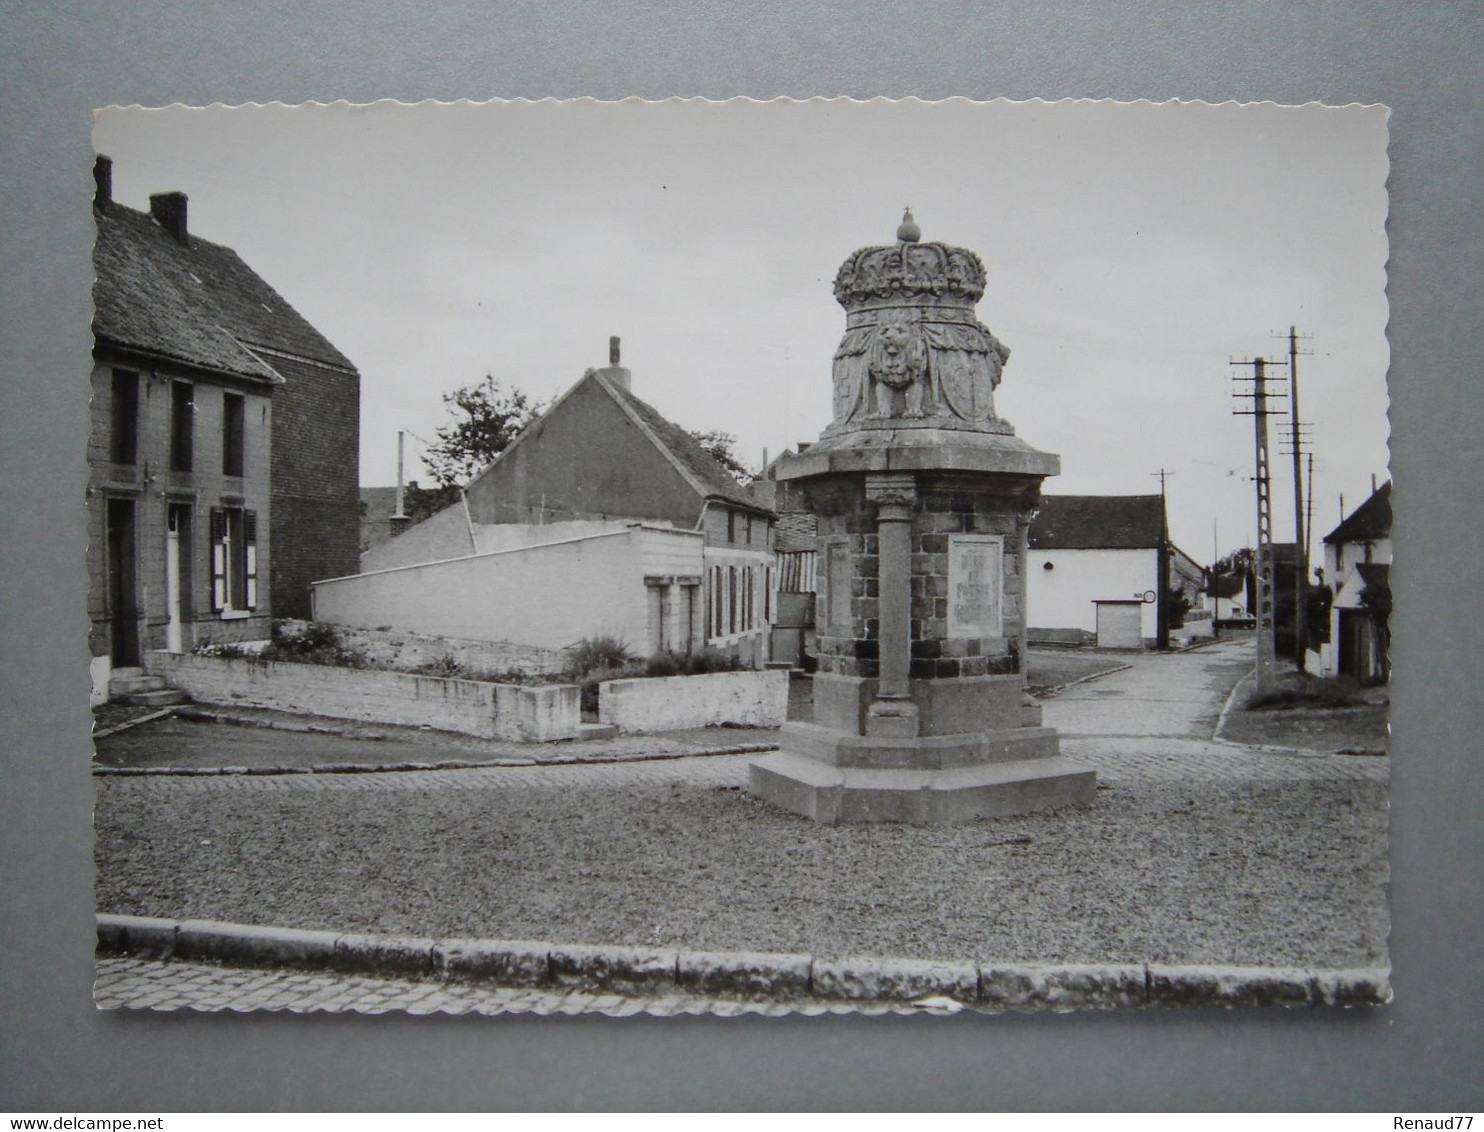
315,341,777,665
89,156,361,704
1025,494,1206,649
1316,479,1392,683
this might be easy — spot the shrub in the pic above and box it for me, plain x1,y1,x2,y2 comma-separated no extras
643,647,743,678
259,620,372,669
192,641,251,660
412,653,466,679
564,635,635,679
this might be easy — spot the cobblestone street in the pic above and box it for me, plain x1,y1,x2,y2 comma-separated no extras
93,956,916,1016
94,638,1387,1014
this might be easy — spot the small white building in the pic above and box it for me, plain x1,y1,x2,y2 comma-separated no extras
1026,494,1204,649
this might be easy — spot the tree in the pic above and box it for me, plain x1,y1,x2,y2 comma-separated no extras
1164,586,1193,630
422,375,541,490
688,428,753,482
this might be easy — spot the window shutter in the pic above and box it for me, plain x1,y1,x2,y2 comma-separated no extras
244,509,258,609
210,508,227,611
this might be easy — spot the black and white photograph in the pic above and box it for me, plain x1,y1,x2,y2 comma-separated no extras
88,97,1391,1016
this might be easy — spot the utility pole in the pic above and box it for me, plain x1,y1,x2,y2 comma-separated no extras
1304,451,1315,569
1151,468,1174,650
1276,326,1313,670
1232,355,1288,693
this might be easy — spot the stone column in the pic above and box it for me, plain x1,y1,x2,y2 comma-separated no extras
666,580,685,652
865,473,918,738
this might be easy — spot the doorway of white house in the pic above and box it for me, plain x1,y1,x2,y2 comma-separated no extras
165,503,191,653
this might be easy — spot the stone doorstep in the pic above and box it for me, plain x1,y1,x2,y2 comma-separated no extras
94,914,1390,1010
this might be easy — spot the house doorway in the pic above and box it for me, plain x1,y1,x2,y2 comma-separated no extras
1095,600,1143,650
165,503,192,652
106,497,140,666
1338,608,1383,683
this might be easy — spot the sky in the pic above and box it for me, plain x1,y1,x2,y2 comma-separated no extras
93,98,1390,561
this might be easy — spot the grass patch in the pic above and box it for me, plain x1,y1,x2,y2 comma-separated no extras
1224,671,1388,753
1244,673,1368,711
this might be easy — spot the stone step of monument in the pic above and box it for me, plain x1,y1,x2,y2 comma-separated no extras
579,722,621,741
750,750,1097,825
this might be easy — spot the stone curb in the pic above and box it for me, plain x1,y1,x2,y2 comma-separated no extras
95,914,1390,1011
92,707,179,739
1031,663,1135,699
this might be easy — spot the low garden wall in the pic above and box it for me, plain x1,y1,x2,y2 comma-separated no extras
145,651,579,742
599,669,788,733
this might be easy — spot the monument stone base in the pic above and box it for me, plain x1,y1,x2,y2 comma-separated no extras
749,747,1097,825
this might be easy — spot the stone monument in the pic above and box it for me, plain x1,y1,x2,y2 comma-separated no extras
749,211,1097,823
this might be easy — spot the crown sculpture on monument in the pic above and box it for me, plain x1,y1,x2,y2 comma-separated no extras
826,208,1015,437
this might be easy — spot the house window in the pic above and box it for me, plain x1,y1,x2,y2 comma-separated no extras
710,565,724,637
728,566,738,634
170,381,194,472
210,506,258,613
222,392,245,477
110,370,138,465
727,509,736,543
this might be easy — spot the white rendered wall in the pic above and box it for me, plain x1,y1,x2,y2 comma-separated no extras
1026,547,1159,639
315,529,651,652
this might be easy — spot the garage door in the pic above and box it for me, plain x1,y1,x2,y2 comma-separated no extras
1095,601,1144,649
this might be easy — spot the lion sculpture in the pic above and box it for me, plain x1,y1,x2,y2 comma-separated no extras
866,310,930,418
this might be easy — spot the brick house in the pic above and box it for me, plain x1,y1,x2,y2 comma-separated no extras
89,156,360,700
328,342,776,665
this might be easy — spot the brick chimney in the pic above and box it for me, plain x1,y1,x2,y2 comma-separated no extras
93,155,112,207
598,334,631,392
149,191,189,242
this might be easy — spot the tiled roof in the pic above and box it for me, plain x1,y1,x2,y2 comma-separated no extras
775,512,818,552
603,378,772,514
1324,481,1391,545
93,199,356,380
1029,495,1166,550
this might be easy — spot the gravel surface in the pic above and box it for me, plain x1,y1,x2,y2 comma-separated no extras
95,775,1388,968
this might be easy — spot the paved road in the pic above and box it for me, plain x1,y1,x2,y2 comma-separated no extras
1039,636,1254,739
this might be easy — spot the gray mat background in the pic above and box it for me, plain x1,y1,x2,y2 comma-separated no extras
2,1,1479,1112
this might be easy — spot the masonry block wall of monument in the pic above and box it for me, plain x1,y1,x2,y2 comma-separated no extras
811,484,1032,678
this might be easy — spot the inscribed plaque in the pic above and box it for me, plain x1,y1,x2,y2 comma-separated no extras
947,534,1003,638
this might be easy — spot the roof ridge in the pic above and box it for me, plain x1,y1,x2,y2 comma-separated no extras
600,375,771,513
